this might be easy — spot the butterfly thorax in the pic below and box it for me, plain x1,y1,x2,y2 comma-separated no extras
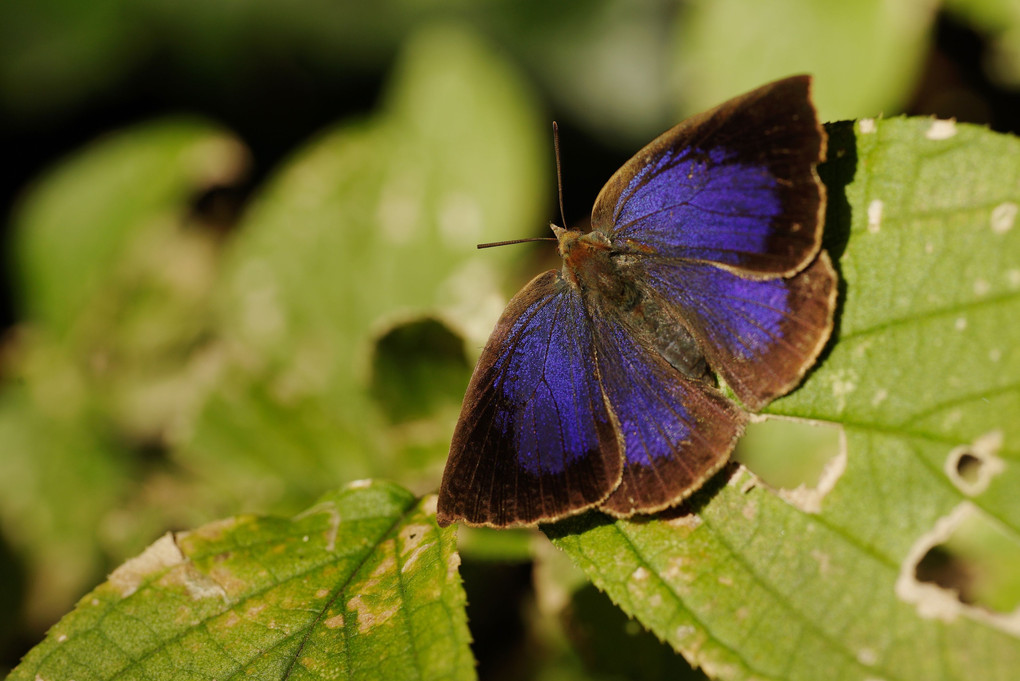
554,227,635,303
554,226,713,385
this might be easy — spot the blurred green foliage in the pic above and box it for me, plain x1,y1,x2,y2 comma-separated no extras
2,1,1019,679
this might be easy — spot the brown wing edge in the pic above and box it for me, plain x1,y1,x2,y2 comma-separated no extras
718,251,839,412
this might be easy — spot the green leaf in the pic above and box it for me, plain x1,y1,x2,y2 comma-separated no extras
11,117,246,338
9,481,473,681
180,23,547,510
548,118,1020,680
0,382,131,629
1,117,250,622
673,0,933,122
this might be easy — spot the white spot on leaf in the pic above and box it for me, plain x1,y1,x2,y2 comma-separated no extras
859,118,877,134
955,316,967,331
926,118,957,140
872,388,889,407
867,199,883,234
109,533,186,598
665,513,703,530
446,551,461,582
974,279,991,296
294,501,342,551
347,593,400,634
399,523,435,574
991,202,1018,234
673,625,697,643
857,647,878,666
831,369,858,412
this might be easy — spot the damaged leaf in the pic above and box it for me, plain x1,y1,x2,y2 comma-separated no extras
8,481,473,681
548,118,1020,680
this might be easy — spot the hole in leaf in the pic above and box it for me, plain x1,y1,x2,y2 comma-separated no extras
188,184,249,236
735,417,845,512
955,452,982,484
944,431,1004,496
913,506,1020,614
370,317,470,423
915,545,976,604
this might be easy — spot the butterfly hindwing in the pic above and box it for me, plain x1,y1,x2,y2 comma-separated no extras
436,271,622,527
639,252,837,411
589,311,745,516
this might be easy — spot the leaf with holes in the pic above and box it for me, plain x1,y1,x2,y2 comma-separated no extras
9,481,472,681
546,118,1020,681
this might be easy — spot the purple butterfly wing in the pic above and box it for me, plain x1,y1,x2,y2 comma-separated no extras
589,311,745,516
593,75,826,277
641,252,837,411
437,271,622,527
592,75,836,410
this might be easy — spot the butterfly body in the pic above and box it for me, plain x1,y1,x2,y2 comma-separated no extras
555,225,715,385
438,76,837,528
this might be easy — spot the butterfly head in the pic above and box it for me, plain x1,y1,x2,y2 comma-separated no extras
551,224,613,291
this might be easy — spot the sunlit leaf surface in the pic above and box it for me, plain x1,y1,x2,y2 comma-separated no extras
9,481,472,681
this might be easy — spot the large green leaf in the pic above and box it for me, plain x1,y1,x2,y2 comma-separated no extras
0,384,130,630
10,118,245,338
547,118,1020,680
9,481,472,681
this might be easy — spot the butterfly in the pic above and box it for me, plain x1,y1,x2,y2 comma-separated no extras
437,75,837,528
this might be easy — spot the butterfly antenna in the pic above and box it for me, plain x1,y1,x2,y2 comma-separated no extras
552,121,568,229
476,237,557,249
475,122,568,250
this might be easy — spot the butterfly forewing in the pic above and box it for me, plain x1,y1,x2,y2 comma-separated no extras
592,75,826,278
437,271,622,527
